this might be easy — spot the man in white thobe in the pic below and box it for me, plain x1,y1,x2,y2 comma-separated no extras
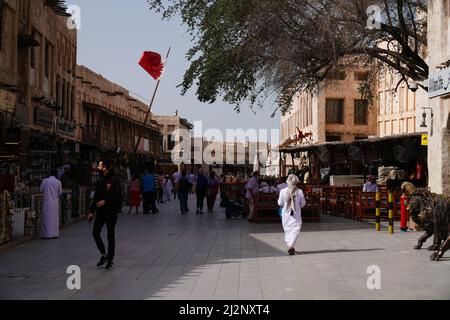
40,171,62,239
278,174,306,255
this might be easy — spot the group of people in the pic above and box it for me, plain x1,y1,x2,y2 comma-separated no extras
127,168,221,215
175,169,220,214
128,169,174,215
39,161,307,274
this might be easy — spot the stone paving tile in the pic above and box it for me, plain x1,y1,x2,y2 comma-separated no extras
0,193,449,300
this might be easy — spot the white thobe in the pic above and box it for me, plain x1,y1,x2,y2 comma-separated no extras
40,176,62,238
278,188,306,248
163,180,173,201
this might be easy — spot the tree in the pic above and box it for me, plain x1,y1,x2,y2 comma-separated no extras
147,0,428,115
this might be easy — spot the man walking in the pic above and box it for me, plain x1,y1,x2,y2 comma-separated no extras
88,160,122,269
196,169,209,214
40,169,63,239
172,170,181,199
143,168,158,214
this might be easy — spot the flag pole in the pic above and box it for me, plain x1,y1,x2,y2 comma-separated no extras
133,47,172,163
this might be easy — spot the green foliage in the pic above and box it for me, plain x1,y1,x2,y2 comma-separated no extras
147,0,428,116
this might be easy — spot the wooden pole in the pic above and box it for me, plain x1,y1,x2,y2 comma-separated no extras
133,47,171,162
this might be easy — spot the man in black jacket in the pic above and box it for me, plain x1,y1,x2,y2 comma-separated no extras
88,160,122,269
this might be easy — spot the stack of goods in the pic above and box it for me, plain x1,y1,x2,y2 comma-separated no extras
0,190,14,245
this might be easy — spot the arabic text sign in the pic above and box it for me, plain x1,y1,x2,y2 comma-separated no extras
429,68,450,98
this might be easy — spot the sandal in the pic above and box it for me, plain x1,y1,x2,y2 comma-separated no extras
288,248,295,256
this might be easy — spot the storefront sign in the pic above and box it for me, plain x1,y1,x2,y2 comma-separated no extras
429,68,450,98
34,107,55,128
0,89,16,113
57,117,75,137
421,134,428,146
134,136,150,152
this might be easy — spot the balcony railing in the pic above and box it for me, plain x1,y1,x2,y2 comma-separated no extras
82,125,161,154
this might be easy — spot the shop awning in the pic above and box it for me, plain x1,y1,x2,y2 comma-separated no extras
280,133,424,153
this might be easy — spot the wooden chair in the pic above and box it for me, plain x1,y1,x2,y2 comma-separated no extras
355,192,377,222
253,193,280,223
302,191,321,222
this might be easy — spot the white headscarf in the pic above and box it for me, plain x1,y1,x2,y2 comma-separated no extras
285,174,300,216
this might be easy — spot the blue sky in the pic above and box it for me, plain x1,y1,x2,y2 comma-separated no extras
70,0,280,142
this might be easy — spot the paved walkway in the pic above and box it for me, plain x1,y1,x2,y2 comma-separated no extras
0,194,449,300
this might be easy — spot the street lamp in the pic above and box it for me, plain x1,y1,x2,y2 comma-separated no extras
420,107,434,136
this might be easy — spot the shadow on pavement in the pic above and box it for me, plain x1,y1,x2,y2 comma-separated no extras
295,248,385,255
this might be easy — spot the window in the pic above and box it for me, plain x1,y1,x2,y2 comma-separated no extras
378,92,383,115
168,135,175,151
326,134,341,142
326,99,344,124
30,31,36,69
56,75,61,107
354,99,369,125
354,72,369,81
327,70,346,80
44,40,50,78
62,81,66,117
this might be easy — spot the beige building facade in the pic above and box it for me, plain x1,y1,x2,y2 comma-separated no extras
377,66,428,137
151,114,193,154
280,65,378,173
427,0,450,194
76,65,162,160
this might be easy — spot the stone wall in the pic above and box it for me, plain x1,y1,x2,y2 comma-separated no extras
427,0,450,194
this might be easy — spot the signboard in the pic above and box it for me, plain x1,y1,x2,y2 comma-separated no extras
429,68,450,98
421,134,428,146
35,107,55,128
57,118,75,137
134,136,150,152
0,89,16,113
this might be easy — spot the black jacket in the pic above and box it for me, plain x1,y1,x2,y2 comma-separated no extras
90,171,122,214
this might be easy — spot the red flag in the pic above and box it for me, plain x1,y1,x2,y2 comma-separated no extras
139,51,164,80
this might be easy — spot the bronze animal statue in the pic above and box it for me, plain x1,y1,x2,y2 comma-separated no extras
430,235,450,261
405,187,441,251
407,192,450,261
428,196,450,261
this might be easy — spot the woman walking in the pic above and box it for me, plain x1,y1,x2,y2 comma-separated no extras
128,174,141,214
207,172,220,212
277,174,306,256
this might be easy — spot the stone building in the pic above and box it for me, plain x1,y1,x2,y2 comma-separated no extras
377,66,428,137
280,64,378,174
151,114,193,161
0,0,76,179
427,0,450,194
76,65,163,164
